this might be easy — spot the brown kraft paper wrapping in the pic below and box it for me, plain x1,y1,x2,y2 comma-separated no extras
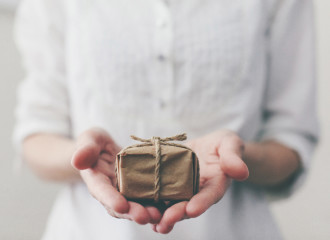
116,134,199,202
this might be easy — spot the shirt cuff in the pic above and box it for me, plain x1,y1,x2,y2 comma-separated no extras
259,129,317,198
12,118,71,172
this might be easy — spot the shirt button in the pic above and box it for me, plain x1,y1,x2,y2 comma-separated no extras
158,55,166,61
157,19,167,28
159,99,166,109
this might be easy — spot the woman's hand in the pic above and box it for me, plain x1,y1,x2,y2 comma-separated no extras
153,130,249,234
71,128,162,225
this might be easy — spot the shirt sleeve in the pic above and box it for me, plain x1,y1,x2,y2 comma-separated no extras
258,0,319,196
12,0,71,159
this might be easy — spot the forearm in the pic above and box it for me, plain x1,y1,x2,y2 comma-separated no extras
244,140,301,186
23,134,80,182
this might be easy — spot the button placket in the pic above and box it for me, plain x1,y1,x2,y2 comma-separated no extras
153,0,174,111
156,18,168,29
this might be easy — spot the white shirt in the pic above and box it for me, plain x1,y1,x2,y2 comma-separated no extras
13,0,318,239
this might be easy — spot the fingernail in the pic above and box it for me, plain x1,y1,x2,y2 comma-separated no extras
156,224,173,234
151,224,158,232
156,224,162,233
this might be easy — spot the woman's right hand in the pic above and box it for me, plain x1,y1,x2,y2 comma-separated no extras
71,128,162,225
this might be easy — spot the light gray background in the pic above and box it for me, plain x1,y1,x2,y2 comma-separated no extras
0,1,329,239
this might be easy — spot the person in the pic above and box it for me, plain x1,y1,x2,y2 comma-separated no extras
13,0,318,239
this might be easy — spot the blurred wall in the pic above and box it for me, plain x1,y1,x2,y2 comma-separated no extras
0,8,60,240
270,1,330,239
0,1,329,239
0,0,18,9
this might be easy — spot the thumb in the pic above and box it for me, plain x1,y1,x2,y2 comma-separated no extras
72,141,101,170
219,152,249,181
71,128,115,170
218,135,249,181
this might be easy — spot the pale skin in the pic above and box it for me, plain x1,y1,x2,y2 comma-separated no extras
23,128,300,234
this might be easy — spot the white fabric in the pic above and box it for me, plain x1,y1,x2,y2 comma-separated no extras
13,0,318,239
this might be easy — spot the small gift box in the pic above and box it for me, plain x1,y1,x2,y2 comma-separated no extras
116,134,199,202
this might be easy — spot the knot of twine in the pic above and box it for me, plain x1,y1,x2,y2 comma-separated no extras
125,133,188,202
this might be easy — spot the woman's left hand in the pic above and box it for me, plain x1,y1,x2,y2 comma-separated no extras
152,130,249,234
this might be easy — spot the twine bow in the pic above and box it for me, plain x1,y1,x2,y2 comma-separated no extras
123,133,189,202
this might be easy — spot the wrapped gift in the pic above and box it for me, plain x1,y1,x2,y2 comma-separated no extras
116,134,199,202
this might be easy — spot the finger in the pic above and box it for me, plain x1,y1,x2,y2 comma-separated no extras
94,158,115,178
151,224,158,233
100,152,115,163
145,206,162,224
126,201,151,225
72,141,101,170
218,135,249,181
156,225,174,234
72,129,119,170
156,201,187,234
105,206,132,221
186,175,229,218
81,169,129,214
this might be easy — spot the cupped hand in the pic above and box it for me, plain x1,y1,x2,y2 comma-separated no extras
153,130,249,234
71,128,162,225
